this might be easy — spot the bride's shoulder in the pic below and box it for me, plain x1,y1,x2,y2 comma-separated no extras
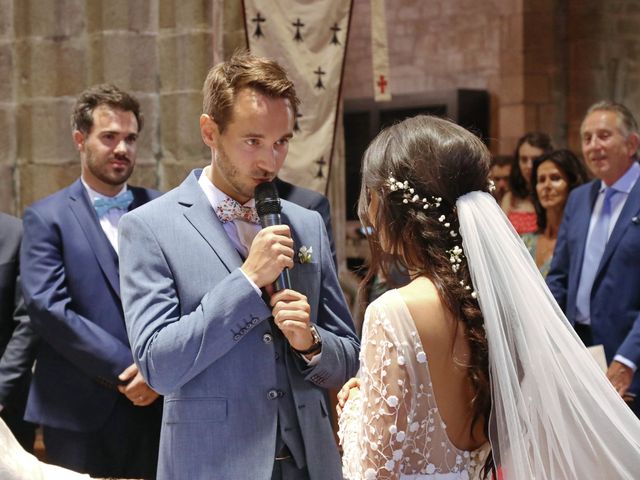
397,277,442,312
398,277,451,340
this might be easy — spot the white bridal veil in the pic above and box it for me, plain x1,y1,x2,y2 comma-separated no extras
457,191,640,479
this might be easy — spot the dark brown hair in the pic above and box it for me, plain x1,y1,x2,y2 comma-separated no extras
71,84,143,135
358,115,494,477
530,149,590,231
202,51,300,132
509,132,553,199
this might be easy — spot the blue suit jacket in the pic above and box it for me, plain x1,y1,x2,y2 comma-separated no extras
20,179,161,431
118,170,360,480
547,177,640,396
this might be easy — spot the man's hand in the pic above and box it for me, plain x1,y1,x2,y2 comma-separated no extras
118,363,160,407
607,360,634,397
336,377,361,418
241,225,294,288
270,289,315,353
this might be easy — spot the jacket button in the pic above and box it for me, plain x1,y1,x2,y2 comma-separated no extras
262,333,273,344
267,389,280,400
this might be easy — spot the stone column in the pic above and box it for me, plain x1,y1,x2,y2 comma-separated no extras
13,0,88,212
0,0,17,214
157,0,215,190
567,0,640,153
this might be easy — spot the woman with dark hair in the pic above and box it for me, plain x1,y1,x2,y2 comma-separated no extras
338,115,640,479
522,150,589,276
501,132,553,234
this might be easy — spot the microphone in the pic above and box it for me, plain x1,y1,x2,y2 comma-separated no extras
255,181,292,292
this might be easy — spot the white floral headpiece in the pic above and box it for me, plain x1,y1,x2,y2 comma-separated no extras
385,173,478,300
385,176,442,210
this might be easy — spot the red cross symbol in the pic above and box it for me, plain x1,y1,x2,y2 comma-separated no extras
377,75,388,94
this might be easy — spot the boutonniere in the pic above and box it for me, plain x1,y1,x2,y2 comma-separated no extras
297,246,313,264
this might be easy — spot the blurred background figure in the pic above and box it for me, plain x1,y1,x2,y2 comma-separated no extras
489,155,512,205
0,213,37,453
522,150,589,277
501,132,554,234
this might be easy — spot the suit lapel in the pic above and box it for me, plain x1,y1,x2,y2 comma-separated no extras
129,186,151,210
596,178,640,277
68,179,122,297
179,170,243,273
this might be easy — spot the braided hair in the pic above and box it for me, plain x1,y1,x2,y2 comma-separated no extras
358,115,495,478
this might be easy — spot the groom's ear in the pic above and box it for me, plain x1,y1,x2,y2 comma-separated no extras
200,114,220,148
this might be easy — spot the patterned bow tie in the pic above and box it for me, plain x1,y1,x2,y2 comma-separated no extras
215,196,260,224
93,190,134,217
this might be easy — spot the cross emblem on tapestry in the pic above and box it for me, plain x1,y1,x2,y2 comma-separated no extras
252,12,266,38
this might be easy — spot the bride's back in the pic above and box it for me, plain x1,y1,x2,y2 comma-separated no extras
398,276,487,451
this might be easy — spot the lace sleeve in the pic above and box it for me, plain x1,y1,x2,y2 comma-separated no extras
340,299,414,480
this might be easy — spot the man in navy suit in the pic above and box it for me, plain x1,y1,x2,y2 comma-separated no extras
119,52,359,480
547,101,640,415
0,213,37,452
20,84,162,477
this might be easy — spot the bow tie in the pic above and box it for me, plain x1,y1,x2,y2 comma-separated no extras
215,196,260,224
93,190,134,217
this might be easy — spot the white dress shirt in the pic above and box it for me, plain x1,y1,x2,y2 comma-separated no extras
197,166,262,293
81,179,129,254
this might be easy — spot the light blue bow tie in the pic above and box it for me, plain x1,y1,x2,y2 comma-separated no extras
93,190,134,217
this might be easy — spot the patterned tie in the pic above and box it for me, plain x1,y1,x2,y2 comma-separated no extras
215,196,260,224
93,190,134,217
576,187,616,321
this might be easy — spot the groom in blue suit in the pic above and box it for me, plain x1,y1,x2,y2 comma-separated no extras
119,52,359,480
20,85,162,477
547,101,640,416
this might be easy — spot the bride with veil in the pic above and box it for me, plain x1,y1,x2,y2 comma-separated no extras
338,115,640,479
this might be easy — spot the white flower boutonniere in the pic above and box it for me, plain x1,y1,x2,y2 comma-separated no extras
298,246,313,264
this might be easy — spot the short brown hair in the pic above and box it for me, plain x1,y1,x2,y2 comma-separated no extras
202,51,300,132
71,84,143,135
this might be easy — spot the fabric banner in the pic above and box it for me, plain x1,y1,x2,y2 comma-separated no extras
242,0,353,193
371,0,391,102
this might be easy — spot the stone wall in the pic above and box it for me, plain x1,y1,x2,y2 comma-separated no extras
1,0,215,215
343,0,570,154
2,0,640,220
566,0,640,153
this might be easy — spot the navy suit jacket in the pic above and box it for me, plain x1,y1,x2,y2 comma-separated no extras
547,177,640,396
20,179,161,431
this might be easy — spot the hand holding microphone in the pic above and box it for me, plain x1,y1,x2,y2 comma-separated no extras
240,181,294,289
241,181,319,356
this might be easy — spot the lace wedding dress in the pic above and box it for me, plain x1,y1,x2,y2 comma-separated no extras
0,418,90,480
339,289,489,480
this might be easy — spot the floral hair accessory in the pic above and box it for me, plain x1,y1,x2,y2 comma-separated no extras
298,246,313,264
385,173,477,300
385,176,442,210
488,179,496,192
